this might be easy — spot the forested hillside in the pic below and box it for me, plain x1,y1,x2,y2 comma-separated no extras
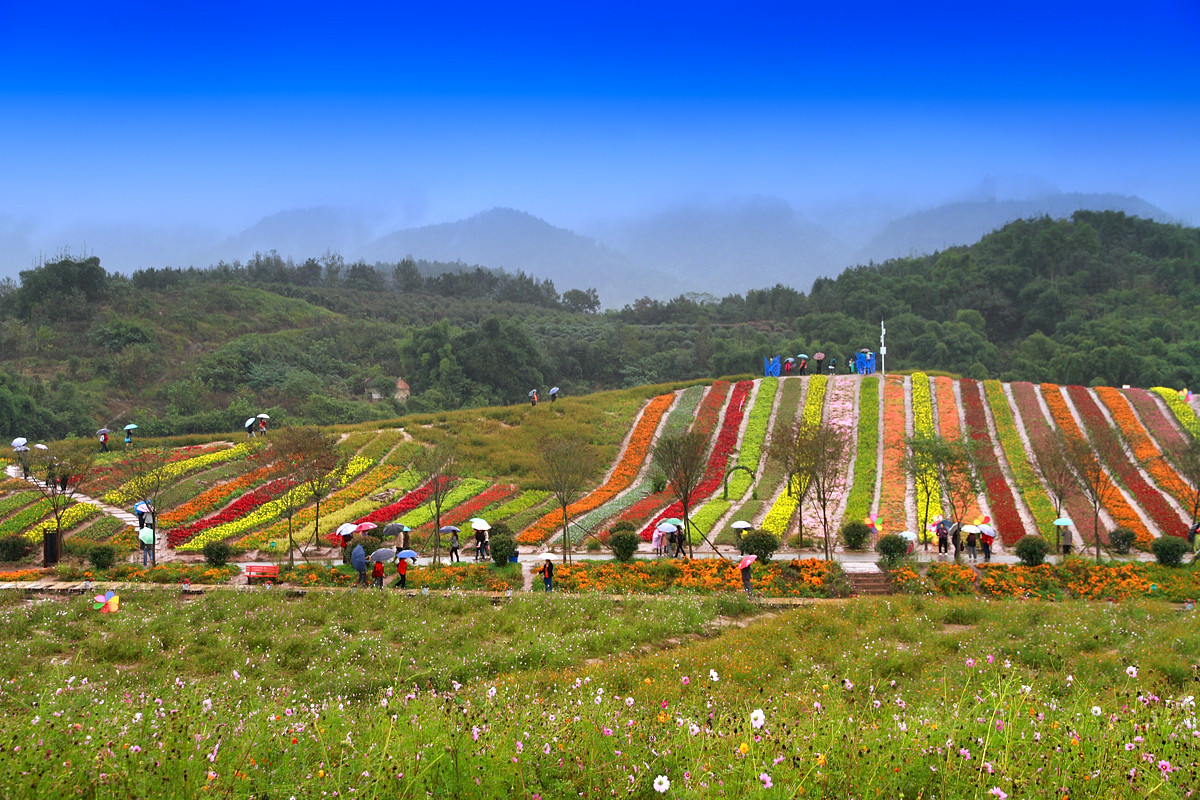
1,211,1197,438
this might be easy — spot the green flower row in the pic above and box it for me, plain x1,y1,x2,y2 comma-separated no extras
842,376,879,526
104,444,249,505
911,373,944,522
1151,387,1200,440
761,375,828,537
398,479,491,528
0,497,53,537
983,380,1056,537
0,490,41,519
490,490,552,523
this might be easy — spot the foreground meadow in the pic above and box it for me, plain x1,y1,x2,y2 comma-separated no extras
0,593,1196,798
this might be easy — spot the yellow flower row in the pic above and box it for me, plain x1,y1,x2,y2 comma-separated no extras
910,373,944,522
761,376,827,536
104,444,248,505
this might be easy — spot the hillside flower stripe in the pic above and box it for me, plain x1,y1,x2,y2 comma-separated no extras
1038,383,1150,546
910,373,944,524
103,444,248,505
519,393,673,543
842,376,878,526
798,375,856,538
1098,387,1192,512
761,375,827,537
438,483,519,526
167,477,296,547
620,382,730,534
1124,387,1189,456
960,379,1025,543
23,502,101,542
639,380,753,541
876,375,909,536
985,380,1057,541
400,479,489,529
158,463,282,526
934,377,981,522
1068,385,1186,538
1151,386,1200,440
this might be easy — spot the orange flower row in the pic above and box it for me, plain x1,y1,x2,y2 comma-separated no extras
877,376,909,536
934,376,981,521
1040,384,1152,547
159,463,281,526
1095,387,1194,510
517,393,674,543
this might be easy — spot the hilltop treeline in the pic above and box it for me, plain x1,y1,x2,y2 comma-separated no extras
0,211,1197,438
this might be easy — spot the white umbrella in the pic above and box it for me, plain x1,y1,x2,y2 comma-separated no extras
256,413,270,419
549,387,559,395
730,521,753,530
470,519,491,531
34,443,48,450
11,437,27,448
138,527,155,545
336,522,358,538
13,445,29,453
123,423,138,430
655,522,679,533
244,418,256,428
961,524,981,534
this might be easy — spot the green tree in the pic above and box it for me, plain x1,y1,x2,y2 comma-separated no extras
652,432,710,559
414,442,461,565
26,439,97,565
537,436,599,564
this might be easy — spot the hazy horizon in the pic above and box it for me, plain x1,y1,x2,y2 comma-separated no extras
1,0,1197,276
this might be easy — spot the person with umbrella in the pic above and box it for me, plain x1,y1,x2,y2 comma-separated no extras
549,386,559,403
448,528,461,562
97,428,110,453
673,523,687,558
138,526,155,566
529,389,538,407
739,554,757,598
244,417,257,438
124,424,136,446
257,414,269,437
371,557,385,588
394,549,418,589
814,352,825,373
538,557,554,592
797,355,808,375
351,543,368,587
980,525,995,562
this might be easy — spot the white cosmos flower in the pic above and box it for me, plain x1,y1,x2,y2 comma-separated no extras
750,709,765,729
653,775,670,793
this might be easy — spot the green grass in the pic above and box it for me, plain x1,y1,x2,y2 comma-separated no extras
0,594,1193,798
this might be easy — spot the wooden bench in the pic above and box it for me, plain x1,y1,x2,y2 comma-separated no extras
244,565,280,584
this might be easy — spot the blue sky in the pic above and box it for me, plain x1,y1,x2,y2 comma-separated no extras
0,0,1197,236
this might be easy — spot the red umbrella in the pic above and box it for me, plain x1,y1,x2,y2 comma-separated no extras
737,554,758,570
355,522,378,534
814,352,826,360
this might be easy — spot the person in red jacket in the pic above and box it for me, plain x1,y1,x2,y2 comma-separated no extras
371,559,384,589
396,557,410,589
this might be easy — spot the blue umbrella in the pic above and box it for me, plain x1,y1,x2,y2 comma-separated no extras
397,549,419,560
351,544,367,572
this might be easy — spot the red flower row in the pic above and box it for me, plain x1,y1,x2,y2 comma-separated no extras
934,377,982,522
1123,387,1189,456
436,483,518,528
638,380,753,539
1009,382,1101,543
1067,385,1186,538
619,382,731,529
960,379,1025,545
167,476,296,547
352,479,448,526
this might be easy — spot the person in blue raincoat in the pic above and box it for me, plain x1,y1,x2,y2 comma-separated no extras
351,544,368,586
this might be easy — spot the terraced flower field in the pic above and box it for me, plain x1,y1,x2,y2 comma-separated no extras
4,376,1199,558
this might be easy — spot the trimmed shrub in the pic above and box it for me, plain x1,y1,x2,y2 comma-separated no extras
739,530,781,561
1015,535,1050,567
0,535,33,562
202,541,232,568
876,534,909,565
585,538,602,553
609,520,635,535
1152,536,1189,567
841,521,871,551
489,532,517,567
89,545,117,570
610,530,640,562
1109,527,1136,555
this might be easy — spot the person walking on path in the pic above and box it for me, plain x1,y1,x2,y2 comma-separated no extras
980,529,994,562
474,529,484,561
371,559,384,589
139,527,154,566
673,527,687,558
395,557,410,589
449,530,461,563
124,429,133,446
539,559,554,592
99,431,108,453
258,417,268,437
951,523,962,561
936,520,950,556
352,544,368,586
740,561,754,598
966,529,978,562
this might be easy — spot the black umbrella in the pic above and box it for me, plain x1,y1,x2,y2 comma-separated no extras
382,523,410,538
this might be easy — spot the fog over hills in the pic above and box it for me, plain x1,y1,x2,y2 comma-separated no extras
0,192,1181,307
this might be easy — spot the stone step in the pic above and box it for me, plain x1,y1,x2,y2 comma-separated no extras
846,572,893,595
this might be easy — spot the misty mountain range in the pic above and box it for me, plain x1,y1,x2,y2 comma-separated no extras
0,193,1176,307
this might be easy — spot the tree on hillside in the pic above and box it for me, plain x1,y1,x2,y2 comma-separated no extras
26,440,97,566
904,433,980,550
537,436,598,564
653,432,710,559
414,442,461,566
112,445,183,566
1061,429,1126,563
271,429,322,568
775,418,850,559
287,427,346,561
1030,429,1082,550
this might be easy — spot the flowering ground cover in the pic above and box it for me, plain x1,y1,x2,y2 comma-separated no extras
985,380,1057,540
640,380,753,543
1041,383,1153,547
0,592,1195,799
841,375,878,527
933,376,981,521
553,556,847,597
761,375,827,538
877,375,910,536
1126,387,1190,456
910,373,944,525
1153,386,1200,439
103,444,248,505
53,562,240,584
1073,385,1188,537
23,502,100,542
519,393,674,544
1010,382,1103,545
960,379,1025,543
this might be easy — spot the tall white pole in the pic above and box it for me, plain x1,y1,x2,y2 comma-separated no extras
880,320,887,377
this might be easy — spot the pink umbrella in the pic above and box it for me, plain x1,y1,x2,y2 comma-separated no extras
737,554,757,570
355,522,378,534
